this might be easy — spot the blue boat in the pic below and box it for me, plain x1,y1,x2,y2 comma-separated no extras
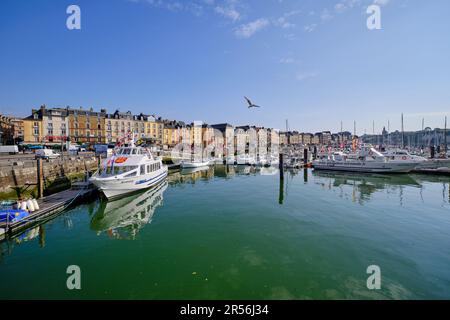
0,210,29,224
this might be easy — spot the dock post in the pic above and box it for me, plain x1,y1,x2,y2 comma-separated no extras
279,153,284,180
279,177,284,205
304,148,308,166
37,158,44,199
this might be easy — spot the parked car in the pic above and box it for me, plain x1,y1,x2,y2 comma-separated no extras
35,149,61,159
0,145,19,155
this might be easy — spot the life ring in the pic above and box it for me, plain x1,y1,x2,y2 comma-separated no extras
114,157,128,164
368,151,373,156
402,156,407,160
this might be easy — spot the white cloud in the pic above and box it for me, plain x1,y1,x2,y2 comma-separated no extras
374,0,390,6
279,57,295,64
303,24,317,32
274,17,295,29
234,18,270,39
215,6,241,22
296,72,318,81
320,9,333,21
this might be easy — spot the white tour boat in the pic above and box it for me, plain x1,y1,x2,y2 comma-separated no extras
90,145,168,199
313,145,418,173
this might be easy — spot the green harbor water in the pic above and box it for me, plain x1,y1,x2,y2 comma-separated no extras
1,166,450,299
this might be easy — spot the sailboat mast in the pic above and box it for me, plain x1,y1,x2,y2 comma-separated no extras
445,116,448,153
401,113,405,149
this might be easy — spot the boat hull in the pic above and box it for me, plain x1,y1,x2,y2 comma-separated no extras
91,168,168,200
180,161,210,168
313,161,416,173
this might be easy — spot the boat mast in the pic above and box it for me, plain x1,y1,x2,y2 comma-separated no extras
387,120,390,146
401,113,405,149
445,116,448,154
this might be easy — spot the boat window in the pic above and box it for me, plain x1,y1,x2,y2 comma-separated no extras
147,165,150,173
140,165,145,175
124,171,137,178
122,148,131,155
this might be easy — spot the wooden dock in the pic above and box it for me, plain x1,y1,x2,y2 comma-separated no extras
0,186,97,238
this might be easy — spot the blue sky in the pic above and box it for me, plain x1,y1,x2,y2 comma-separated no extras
0,0,449,133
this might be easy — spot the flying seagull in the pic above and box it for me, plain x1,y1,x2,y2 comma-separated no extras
244,96,261,109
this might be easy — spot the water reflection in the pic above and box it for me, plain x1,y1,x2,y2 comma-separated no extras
311,170,450,205
90,181,167,240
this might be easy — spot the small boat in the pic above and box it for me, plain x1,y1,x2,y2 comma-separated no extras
180,156,212,168
236,154,256,165
90,145,168,199
0,209,29,224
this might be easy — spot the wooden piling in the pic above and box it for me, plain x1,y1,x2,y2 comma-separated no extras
304,148,308,165
278,177,284,205
37,158,44,199
279,153,284,180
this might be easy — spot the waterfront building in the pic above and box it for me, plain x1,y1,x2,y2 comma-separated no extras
23,110,43,143
280,132,288,145
177,121,191,146
191,121,203,148
106,110,133,144
267,128,280,156
10,118,24,144
257,127,268,159
0,114,14,145
163,120,178,148
312,134,320,145
287,131,300,145
202,124,215,149
144,115,164,145
235,126,250,155
133,113,147,139
23,106,69,145
211,123,234,157
301,133,314,145
42,106,69,144
67,107,106,144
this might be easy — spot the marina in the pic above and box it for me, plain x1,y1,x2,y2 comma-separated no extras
1,0,450,305
1,166,450,299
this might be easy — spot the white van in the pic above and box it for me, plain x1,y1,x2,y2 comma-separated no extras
35,149,61,159
0,145,19,155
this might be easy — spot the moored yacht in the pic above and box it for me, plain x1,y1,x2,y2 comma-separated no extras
180,159,211,168
90,145,168,199
313,145,417,173
382,149,427,165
